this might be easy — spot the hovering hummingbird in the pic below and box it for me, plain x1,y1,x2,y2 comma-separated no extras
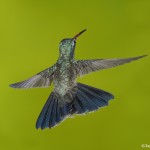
10,29,146,129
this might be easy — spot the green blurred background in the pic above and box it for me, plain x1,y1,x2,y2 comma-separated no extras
0,0,150,150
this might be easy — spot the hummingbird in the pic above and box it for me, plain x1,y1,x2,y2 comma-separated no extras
10,29,146,129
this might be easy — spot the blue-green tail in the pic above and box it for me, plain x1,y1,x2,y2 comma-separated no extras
36,83,114,129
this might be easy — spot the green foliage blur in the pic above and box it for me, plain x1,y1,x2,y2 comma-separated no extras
0,0,149,150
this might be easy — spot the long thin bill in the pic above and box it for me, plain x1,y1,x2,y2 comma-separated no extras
73,29,87,40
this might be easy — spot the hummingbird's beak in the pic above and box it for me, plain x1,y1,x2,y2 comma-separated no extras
73,29,87,40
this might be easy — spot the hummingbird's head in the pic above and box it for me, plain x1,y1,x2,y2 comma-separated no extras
59,29,87,59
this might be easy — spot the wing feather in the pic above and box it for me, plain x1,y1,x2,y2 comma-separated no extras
10,65,56,88
75,55,147,76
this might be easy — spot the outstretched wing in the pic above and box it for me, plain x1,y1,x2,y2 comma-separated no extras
10,64,57,88
75,55,146,77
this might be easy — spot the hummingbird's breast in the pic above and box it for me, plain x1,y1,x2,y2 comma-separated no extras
53,60,77,96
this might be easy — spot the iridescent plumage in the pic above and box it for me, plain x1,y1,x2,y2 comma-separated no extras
10,29,146,129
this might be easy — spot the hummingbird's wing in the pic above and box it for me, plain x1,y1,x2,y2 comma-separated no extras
10,65,57,88
75,55,146,77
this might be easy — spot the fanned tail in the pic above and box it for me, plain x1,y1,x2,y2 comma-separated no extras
36,83,114,129
36,92,71,129
72,83,114,114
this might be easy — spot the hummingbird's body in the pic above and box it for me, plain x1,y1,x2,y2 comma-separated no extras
54,59,76,97
53,37,77,97
10,29,146,129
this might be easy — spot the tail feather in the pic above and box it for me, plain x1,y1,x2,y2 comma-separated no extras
78,83,114,102
42,96,55,129
36,93,72,129
77,90,98,112
36,94,61,129
73,96,85,114
36,95,52,129
78,84,108,107
50,98,57,127
73,83,114,114
56,101,61,123
41,101,54,129
36,82,114,129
